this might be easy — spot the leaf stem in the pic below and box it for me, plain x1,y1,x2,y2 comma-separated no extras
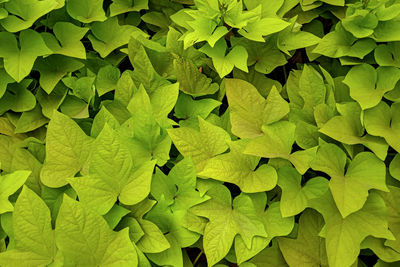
193,250,204,266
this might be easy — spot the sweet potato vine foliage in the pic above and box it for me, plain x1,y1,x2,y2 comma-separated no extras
1,0,400,266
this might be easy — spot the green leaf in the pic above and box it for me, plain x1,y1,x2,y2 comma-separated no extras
364,102,400,153
200,39,248,78
95,65,121,96
167,117,230,171
0,170,30,214
55,195,138,266
34,54,84,94
244,121,296,159
69,125,156,214
226,78,289,139
1,0,62,32
277,166,329,217
278,209,328,267
14,104,49,134
40,111,93,188
66,0,107,23
311,143,388,218
319,102,388,160
310,190,394,267
110,0,148,16
89,17,143,57
0,186,56,266
41,22,89,59
0,30,52,82
313,23,376,59
343,64,400,110
191,185,268,266
238,17,290,42
173,57,219,96
198,140,278,193
389,154,400,181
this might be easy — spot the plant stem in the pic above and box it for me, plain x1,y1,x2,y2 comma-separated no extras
193,250,204,266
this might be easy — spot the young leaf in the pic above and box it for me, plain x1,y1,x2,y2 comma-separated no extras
0,186,56,266
40,111,93,188
0,170,31,214
56,195,138,266
311,143,388,218
198,140,278,193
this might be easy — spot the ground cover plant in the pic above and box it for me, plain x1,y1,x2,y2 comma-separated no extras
0,0,400,266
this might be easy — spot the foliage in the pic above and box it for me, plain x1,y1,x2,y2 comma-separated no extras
0,0,400,266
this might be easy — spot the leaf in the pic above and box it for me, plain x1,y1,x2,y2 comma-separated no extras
191,184,268,266
313,23,376,59
167,117,230,171
277,166,329,217
1,0,62,32
89,16,143,57
200,39,248,78
34,54,84,94
364,102,400,153
40,111,93,188
244,121,296,159
310,143,388,218
14,104,49,133
95,65,121,96
110,0,148,16
0,186,56,266
0,170,30,214
226,78,289,139
0,30,52,82
69,125,156,214
0,82,37,115
198,140,278,193
319,102,388,160
41,22,89,59
309,190,394,267
278,209,328,267
66,0,107,23
343,64,400,110
55,195,138,266
173,57,219,96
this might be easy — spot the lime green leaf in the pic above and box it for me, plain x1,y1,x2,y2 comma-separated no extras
310,190,394,267
319,102,388,160
56,195,138,266
342,9,378,39
389,154,400,181
200,39,248,78
41,22,89,59
364,102,400,153
0,186,56,266
343,64,400,110
0,170,30,214
198,140,278,193
0,30,52,82
110,0,148,16
313,23,376,59
41,111,93,188
278,166,329,217
191,185,267,266
89,17,143,58
1,0,62,32
167,117,230,171
34,54,84,94
14,104,49,134
379,186,400,253
36,84,68,119
238,18,290,42
95,65,121,96
173,57,219,96
66,0,107,23
244,121,296,159
69,125,156,214
226,78,289,139
311,143,388,218
278,209,328,266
